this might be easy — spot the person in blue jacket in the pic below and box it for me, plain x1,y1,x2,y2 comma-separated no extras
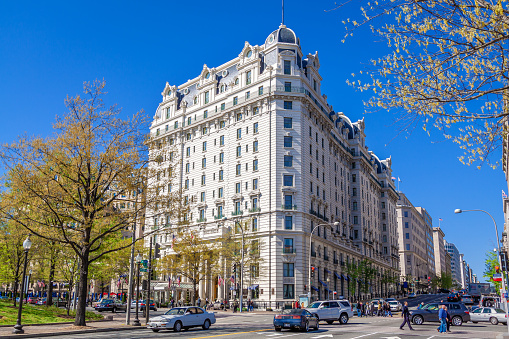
438,304,447,333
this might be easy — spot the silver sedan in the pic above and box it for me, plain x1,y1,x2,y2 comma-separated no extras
470,307,507,325
389,301,402,312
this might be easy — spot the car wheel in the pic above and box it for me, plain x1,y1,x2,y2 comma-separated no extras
339,313,349,324
412,315,424,325
152,329,159,332
452,316,463,326
275,327,282,331
490,317,499,325
174,321,182,332
326,320,333,324
203,319,211,330
301,320,309,332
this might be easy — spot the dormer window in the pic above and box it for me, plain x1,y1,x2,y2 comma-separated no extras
246,50,252,58
205,72,210,79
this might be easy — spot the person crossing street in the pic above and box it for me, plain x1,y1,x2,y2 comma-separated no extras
399,302,414,330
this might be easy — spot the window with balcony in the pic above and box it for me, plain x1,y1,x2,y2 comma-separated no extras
283,238,294,253
283,195,294,209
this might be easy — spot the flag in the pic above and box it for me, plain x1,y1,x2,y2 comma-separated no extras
171,234,176,248
439,218,443,222
398,177,402,182
117,278,121,288
177,276,180,286
503,190,507,199
391,176,396,180
191,232,194,240
168,276,171,289
218,275,224,286
230,275,235,284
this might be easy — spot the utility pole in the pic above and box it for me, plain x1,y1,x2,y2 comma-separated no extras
125,223,136,325
145,236,153,325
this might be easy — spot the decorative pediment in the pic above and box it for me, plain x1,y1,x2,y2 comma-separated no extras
214,198,225,205
231,194,243,200
249,189,261,196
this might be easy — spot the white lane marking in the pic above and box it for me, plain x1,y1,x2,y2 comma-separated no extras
426,336,436,339
349,333,378,339
277,334,302,338
310,335,333,338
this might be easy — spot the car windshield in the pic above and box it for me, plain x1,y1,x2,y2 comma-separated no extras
281,309,303,315
308,302,322,308
100,299,114,304
389,301,398,305
165,308,187,315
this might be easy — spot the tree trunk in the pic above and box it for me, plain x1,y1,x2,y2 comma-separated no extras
13,279,18,308
47,257,56,306
74,255,89,326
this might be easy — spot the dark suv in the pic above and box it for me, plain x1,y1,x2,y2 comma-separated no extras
447,293,461,302
410,302,470,326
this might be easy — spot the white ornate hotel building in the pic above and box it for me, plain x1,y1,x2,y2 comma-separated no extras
146,25,400,305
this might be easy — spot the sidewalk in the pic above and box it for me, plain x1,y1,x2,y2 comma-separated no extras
0,320,145,338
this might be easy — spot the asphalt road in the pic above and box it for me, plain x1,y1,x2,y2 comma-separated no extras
49,295,509,339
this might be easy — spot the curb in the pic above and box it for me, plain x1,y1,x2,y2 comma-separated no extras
0,325,146,338
0,320,110,328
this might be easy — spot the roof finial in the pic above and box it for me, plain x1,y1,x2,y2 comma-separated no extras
282,0,284,25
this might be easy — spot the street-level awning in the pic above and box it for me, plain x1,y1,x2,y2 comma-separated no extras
248,284,259,290
325,269,331,274
335,272,341,279
319,280,327,287
311,286,319,292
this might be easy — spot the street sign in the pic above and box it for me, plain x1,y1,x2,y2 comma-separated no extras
142,260,148,268
493,273,503,282
140,268,148,272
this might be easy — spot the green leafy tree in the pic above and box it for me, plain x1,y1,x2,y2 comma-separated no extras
339,0,509,168
484,251,502,292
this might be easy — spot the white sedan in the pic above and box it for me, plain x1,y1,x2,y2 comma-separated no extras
147,306,216,332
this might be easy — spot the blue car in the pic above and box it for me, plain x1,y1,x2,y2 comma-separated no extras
274,309,319,332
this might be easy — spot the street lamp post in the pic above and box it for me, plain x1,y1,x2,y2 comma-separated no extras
133,253,142,326
455,208,509,335
13,235,32,334
308,222,340,303
222,217,244,313
326,277,331,300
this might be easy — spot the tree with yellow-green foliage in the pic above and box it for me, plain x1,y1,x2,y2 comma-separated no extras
0,80,180,326
338,0,509,168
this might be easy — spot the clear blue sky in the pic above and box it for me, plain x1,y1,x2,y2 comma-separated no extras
0,0,504,282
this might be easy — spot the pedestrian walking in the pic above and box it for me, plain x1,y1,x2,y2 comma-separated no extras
437,304,447,333
370,302,375,316
377,301,382,316
445,306,452,333
399,301,414,330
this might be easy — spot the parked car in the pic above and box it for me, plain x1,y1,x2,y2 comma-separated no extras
462,295,474,305
36,298,47,305
140,299,157,311
408,293,416,298
274,309,319,332
94,299,127,313
27,297,38,304
305,300,353,324
389,301,402,312
385,298,397,302
410,302,470,326
130,300,139,309
447,293,461,302
147,306,216,332
470,307,507,325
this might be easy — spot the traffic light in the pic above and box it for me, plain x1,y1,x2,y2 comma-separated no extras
501,251,508,272
311,266,315,278
154,243,161,259
233,263,237,274
495,265,500,274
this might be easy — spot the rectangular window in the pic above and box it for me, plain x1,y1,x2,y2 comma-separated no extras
245,91,250,100
184,179,189,190
283,263,294,277
284,136,293,147
237,128,242,139
405,222,409,228
285,215,293,230
233,96,238,105
284,101,293,109
253,140,258,152
202,141,207,151
202,158,206,168
253,122,258,134
283,175,293,187
405,233,409,239
284,155,293,167
246,71,252,85
252,218,258,231
201,175,206,186
204,91,209,104
219,170,224,181
236,164,241,175
283,284,295,299
221,103,225,111
187,117,192,125
185,163,190,173
236,146,242,157
253,107,259,115
174,121,179,129
284,81,291,92
251,179,258,191
283,238,294,253
283,60,291,75
217,205,223,218
406,244,410,251
284,195,293,209
258,86,263,95
284,117,293,128
186,147,191,157
353,216,358,224
203,110,208,119
252,197,258,209
219,152,224,163
218,187,224,198
253,159,258,171
200,192,205,202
